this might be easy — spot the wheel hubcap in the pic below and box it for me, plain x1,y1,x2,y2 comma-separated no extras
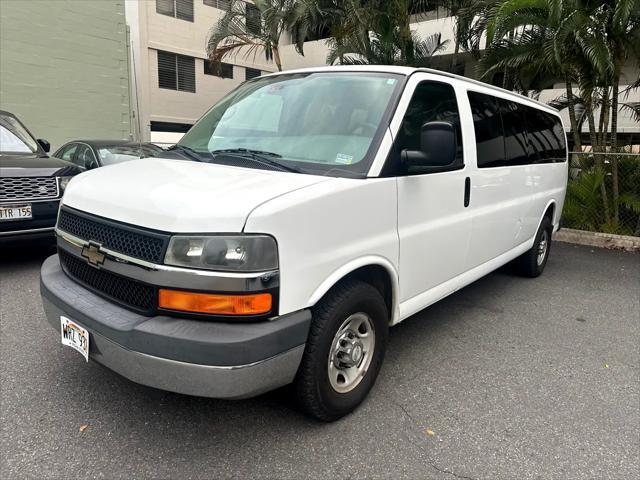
328,313,375,393
537,230,549,266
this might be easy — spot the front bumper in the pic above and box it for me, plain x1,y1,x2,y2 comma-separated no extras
0,199,59,241
40,255,311,399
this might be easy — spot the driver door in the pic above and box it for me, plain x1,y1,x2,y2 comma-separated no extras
391,76,473,318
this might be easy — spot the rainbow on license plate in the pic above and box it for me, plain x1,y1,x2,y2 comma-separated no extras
60,316,89,362
0,204,32,221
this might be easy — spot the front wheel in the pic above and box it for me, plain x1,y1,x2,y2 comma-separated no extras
516,216,553,277
294,279,389,422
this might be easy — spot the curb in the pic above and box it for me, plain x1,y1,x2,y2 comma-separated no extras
553,228,640,252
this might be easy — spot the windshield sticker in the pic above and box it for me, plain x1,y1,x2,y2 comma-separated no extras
335,153,354,165
387,79,397,85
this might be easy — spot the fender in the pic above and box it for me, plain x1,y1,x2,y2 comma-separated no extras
535,199,558,239
306,255,401,325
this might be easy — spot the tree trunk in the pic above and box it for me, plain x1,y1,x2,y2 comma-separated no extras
565,77,582,153
586,101,611,224
611,70,620,226
450,36,460,73
273,45,282,71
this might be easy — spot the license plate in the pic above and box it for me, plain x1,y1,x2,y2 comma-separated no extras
0,204,32,221
60,316,89,362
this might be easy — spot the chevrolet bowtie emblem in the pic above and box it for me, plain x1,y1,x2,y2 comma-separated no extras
81,242,106,267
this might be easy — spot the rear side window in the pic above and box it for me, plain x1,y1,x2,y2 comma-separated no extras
525,109,566,162
497,99,528,166
467,92,505,168
468,91,566,168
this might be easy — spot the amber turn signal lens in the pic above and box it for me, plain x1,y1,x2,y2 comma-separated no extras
158,289,272,315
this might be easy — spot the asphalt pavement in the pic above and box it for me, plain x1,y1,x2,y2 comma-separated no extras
1,240,638,479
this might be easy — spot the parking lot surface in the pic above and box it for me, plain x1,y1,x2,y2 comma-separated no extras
1,241,638,479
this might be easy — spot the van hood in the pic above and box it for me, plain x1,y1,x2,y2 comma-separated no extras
62,158,330,232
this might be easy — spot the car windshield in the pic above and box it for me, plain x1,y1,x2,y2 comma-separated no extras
98,145,162,165
178,72,403,177
0,113,39,154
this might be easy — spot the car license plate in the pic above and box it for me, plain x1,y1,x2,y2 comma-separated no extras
0,204,32,221
60,316,89,362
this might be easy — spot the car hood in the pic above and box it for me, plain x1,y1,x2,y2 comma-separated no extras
0,154,81,177
62,158,331,232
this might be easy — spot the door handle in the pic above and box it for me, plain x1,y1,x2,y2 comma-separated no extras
464,177,471,207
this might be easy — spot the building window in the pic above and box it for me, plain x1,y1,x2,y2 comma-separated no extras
156,0,194,22
203,0,230,10
204,61,234,79
245,68,261,80
245,2,261,34
158,51,196,93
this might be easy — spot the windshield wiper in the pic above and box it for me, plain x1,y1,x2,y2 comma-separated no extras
210,148,304,174
168,144,204,162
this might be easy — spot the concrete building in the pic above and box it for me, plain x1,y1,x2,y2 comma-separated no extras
125,0,278,143
0,0,132,150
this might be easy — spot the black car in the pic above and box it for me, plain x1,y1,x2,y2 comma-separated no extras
53,140,164,170
0,111,82,242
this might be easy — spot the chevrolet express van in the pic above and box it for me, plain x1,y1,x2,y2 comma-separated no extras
40,66,567,421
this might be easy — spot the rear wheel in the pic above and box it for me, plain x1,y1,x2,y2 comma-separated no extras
294,279,388,422
516,216,553,277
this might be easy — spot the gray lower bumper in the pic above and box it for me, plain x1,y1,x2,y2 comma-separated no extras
40,255,311,399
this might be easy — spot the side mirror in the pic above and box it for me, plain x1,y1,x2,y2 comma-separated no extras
401,121,457,172
37,138,51,153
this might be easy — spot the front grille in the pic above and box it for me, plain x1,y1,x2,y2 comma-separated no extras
0,177,58,202
59,249,156,313
57,208,168,264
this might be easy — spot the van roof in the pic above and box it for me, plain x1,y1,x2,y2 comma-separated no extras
263,65,558,113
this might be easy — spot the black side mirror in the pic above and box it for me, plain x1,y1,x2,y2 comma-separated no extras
37,139,50,153
401,121,457,172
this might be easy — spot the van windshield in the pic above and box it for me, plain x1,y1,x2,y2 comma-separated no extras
178,72,403,177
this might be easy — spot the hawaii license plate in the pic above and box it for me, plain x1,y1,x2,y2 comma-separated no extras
0,204,32,221
60,316,89,362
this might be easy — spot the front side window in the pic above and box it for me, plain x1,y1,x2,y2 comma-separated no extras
157,0,194,21
58,144,78,162
158,51,196,92
177,72,403,177
388,80,463,175
0,114,39,154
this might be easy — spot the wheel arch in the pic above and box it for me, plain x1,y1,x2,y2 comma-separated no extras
306,257,400,325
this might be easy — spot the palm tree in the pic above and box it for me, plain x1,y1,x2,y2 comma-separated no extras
206,0,298,72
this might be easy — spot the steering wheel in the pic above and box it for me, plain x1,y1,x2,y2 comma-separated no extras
350,122,378,136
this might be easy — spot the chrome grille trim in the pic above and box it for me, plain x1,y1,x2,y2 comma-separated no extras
0,177,59,202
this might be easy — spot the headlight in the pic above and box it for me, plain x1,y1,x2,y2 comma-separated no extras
164,235,278,272
58,176,73,192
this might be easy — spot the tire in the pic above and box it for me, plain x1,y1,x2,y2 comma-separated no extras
516,216,553,278
294,279,389,422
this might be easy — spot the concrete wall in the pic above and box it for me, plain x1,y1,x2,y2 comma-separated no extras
127,0,279,140
0,0,132,150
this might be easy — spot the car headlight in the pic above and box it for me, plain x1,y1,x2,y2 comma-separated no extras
58,176,73,192
164,235,278,272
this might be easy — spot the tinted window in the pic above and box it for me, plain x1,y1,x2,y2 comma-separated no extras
245,68,261,80
525,108,566,162
204,61,233,79
391,81,463,175
75,145,97,168
497,99,528,166
468,91,505,168
58,144,78,162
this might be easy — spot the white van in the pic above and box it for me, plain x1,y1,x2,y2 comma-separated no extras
40,66,567,421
